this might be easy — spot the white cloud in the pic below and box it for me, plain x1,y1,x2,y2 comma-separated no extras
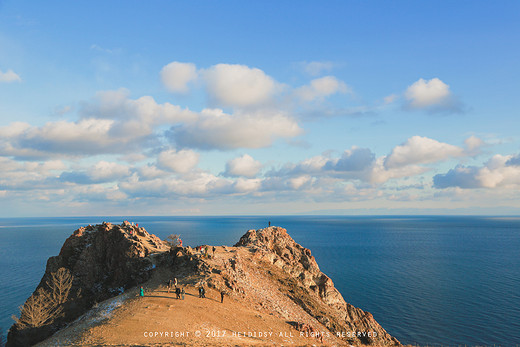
137,164,168,179
203,64,277,108
224,154,262,178
161,61,198,93
0,90,199,158
464,135,484,156
0,69,21,83
385,136,465,168
119,171,231,198
157,149,200,173
88,161,131,182
233,177,262,193
370,157,429,184
0,118,117,158
288,175,312,190
82,89,196,129
434,154,520,189
301,61,334,76
172,108,302,150
296,76,349,102
404,78,461,113
326,147,375,172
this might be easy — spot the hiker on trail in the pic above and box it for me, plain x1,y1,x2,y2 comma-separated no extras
204,246,208,258
178,238,183,247
140,286,144,297
175,286,181,299
268,221,271,227
198,286,205,298
220,291,225,303
174,277,178,287
181,287,185,300
212,246,216,257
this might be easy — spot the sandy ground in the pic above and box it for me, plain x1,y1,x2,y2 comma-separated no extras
36,247,340,346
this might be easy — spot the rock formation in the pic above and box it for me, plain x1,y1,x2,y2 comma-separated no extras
233,226,400,345
7,221,168,346
9,223,400,346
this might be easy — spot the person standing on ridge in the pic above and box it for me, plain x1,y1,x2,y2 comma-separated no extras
268,221,271,227
220,290,225,303
139,286,144,297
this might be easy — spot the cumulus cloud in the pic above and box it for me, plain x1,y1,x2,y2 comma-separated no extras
171,108,302,150
161,62,198,93
369,157,429,184
233,177,262,193
81,89,196,129
433,166,482,189
434,154,520,189
404,78,462,113
385,136,465,168
0,69,21,83
296,76,349,102
223,154,262,178
157,149,200,173
0,90,198,158
267,137,477,187
325,147,375,172
202,64,278,108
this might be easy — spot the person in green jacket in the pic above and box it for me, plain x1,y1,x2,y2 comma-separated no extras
140,286,144,297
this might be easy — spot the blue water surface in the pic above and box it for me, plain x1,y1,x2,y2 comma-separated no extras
0,216,519,346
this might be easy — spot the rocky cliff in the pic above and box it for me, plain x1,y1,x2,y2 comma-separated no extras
234,227,400,345
9,223,400,346
7,221,168,346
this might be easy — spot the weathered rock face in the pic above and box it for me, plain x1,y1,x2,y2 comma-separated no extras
235,226,401,346
8,221,168,346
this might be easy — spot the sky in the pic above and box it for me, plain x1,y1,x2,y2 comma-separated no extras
0,1,520,217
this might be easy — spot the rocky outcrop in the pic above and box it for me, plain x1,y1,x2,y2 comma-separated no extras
10,223,400,346
7,221,168,346
235,226,400,346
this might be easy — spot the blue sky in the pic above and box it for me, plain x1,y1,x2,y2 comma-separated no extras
1,1,520,217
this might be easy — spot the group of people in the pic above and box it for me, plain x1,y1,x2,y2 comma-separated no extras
167,278,185,299
195,245,216,258
140,281,226,303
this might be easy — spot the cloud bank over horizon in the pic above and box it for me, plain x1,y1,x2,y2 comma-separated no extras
0,55,520,213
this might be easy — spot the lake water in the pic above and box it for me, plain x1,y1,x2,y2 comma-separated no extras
1,216,519,346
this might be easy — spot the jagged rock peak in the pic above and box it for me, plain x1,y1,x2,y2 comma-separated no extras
7,221,169,347
236,226,309,252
